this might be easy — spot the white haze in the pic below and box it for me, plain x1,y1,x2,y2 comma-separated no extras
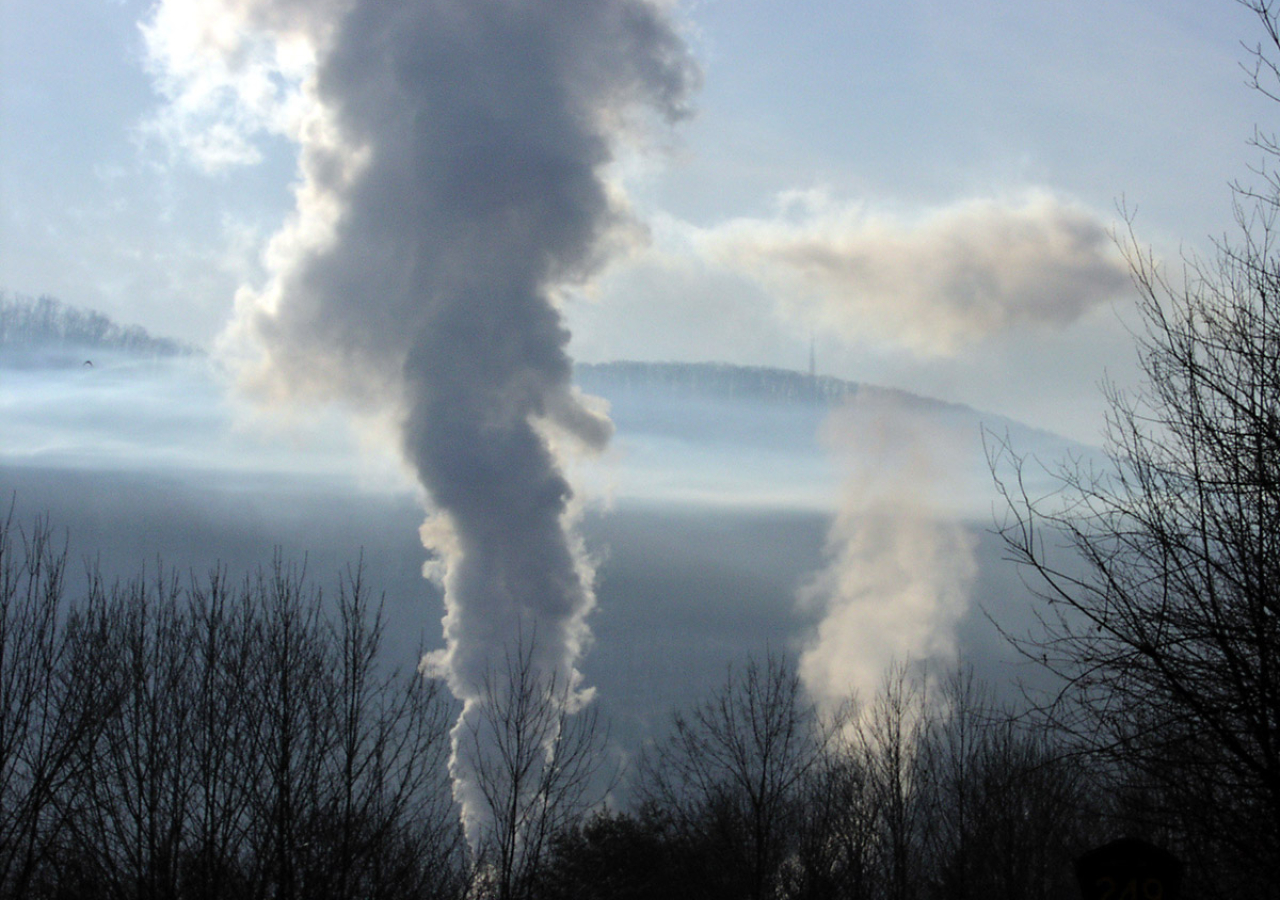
0,350,397,484
798,392,982,710
0,0,1139,839
2,344,1102,779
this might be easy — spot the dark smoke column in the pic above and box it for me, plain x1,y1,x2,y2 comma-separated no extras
164,0,695,838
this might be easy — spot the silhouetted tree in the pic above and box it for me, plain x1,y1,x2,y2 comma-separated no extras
989,8,1280,891
779,726,879,900
312,566,463,900
532,807,690,900
917,666,1097,900
638,653,840,900
464,635,611,900
0,511,126,898
0,506,464,900
856,662,930,900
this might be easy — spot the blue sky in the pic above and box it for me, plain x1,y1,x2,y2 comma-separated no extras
2,0,1273,441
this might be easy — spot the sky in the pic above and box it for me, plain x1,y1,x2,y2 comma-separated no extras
3,0,1275,444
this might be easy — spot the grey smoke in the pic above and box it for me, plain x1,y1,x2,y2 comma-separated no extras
144,0,696,840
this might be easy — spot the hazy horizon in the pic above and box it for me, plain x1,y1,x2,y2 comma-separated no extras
2,304,1082,738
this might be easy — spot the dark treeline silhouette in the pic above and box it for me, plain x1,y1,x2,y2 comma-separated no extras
6,506,1271,900
0,510,464,900
546,659,1104,900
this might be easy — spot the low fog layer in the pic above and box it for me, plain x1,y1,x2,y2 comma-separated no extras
2,330,1088,750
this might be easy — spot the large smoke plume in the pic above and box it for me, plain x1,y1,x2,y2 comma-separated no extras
143,0,695,839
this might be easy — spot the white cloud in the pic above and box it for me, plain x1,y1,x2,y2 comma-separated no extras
138,0,324,172
697,190,1130,357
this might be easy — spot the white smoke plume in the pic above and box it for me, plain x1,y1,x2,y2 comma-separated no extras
797,391,979,711
699,190,1129,356
142,0,696,842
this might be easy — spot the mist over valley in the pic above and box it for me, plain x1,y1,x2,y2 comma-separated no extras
1,300,1083,755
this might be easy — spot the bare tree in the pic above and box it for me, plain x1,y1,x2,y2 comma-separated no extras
917,665,1097,900
990,215,1280,892
463,634,610,900
638,653,839,900
1,506,465,900
780,725,879,900
65,571,199,900
988,8,1280,884
0,510,122,898
310,563,463,900
235,558,336,900
238,557,464,900
181,569,267,900
0,510,71,895
857,662,930,900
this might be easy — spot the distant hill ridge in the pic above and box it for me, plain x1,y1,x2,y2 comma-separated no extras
0,294,1022,437
576,360,977,416
0,293,191,357
576,360,1090,460
577,360,855,402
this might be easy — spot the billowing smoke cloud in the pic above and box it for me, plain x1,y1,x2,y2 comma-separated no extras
797,392,979,710
142,0,696,840
699,190,1129,356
